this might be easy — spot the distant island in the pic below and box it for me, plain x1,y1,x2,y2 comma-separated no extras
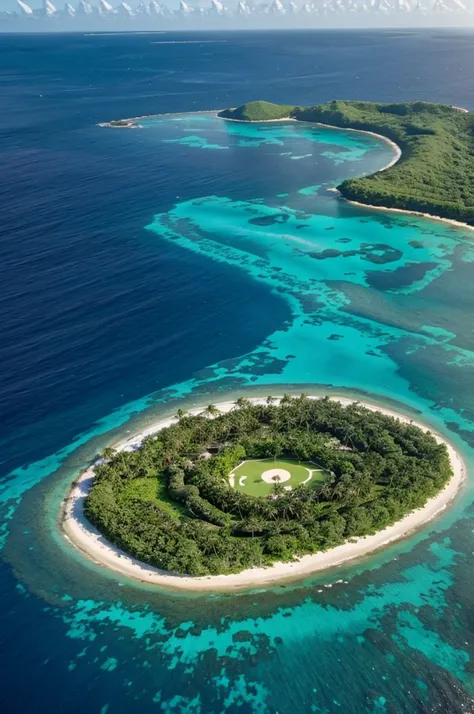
98,118,137,129
219,100,474,226
62,395,464,589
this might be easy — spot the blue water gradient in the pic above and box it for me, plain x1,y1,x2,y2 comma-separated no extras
3,30,474,714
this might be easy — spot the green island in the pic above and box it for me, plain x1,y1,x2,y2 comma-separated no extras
85,397,452,576
219,100,474,226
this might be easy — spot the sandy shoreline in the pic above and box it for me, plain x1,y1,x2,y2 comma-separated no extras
62,395,467,592
186,109,474,232
217,112,402,169
101,109,469,232
342,196,474,233
297,117,474,232
218,114,296,123
310,120,402,171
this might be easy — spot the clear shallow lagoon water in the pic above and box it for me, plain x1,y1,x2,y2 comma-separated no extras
3,29,474,714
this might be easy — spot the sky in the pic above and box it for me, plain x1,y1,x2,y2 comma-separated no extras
2,0,474,27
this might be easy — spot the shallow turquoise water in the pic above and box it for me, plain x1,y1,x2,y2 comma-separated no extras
4,112,474,713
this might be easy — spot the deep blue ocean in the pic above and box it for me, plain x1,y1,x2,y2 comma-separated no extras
3,29,474,714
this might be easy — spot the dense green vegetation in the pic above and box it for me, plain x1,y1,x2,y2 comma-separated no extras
219,100,474,225
85,396,452,576
219,100,295,121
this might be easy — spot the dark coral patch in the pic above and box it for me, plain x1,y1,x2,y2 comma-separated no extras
249,213,289,226
307,243,402,264
367,262,437,291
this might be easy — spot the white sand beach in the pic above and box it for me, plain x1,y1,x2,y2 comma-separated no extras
317,125,474,231
99,106,472,236
62,396,467,592
343,197,474,233
316,122,474,233
312,121,402,171
217,112,402,169
218,114,297,123
219,111,474,232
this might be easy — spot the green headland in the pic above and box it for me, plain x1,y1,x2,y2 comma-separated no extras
84,397,452,577
219,100,474,226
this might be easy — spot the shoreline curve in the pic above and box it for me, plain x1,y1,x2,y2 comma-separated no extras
219,113,474,232
99,108,474,232
217,111,402,173
341,194,474,233
61,395,467,593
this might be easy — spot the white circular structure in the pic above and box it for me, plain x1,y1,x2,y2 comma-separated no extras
261,468,291,484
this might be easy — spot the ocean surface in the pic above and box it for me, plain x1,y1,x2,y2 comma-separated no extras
2,29,474,714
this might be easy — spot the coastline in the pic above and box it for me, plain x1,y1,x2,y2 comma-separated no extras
311,120,402,172
180,108,474,231
296,117,474,232
217,111,402,172
61,395,467,592
341,195,474,233
218,114,296,123
98,108,225,129
98,105,473,232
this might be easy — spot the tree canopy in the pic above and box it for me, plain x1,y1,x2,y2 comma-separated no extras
85,397,452,576
219,100,474,225
219,100,295,121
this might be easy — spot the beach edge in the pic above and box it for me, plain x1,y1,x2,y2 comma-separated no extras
61,395,467,593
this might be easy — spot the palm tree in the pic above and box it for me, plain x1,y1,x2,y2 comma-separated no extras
205,404,220,417
266,396,275,405
175,408,187,421
273,476,284,498
100,446,116,461
246,516,263,538
235,396,250,409
319,481,334,502
331,479,349,503
280,496,298,520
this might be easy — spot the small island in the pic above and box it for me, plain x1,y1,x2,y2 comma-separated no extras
98,118,138,129
62,395,464,589
219,100,474,226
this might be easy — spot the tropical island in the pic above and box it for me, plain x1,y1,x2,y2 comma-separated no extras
62,395,464,589
219,100,474,226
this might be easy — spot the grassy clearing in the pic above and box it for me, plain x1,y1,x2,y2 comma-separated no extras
230,458,329,497
121,476,187,521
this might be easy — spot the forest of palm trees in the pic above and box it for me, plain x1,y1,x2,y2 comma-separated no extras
85,395,452,576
